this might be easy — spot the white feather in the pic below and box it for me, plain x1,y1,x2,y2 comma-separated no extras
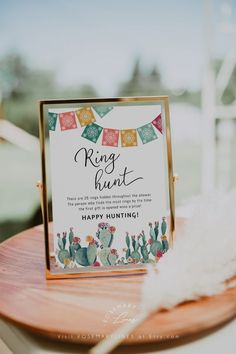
141,191,236,313
90,192,236,354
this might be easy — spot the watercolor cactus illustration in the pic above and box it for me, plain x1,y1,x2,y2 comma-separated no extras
96,223,118,266
148,222,162,256
140,231,149,262
75,236,98,266
56,216,169,269
57,232,70,267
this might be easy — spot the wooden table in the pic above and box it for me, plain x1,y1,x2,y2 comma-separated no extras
1,222,236,350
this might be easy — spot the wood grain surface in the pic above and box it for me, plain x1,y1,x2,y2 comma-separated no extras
0,220,236,345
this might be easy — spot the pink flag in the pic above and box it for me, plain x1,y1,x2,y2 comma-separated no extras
59,112,77,131
152,113,162,134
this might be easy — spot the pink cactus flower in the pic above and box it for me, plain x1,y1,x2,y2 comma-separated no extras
109,226,116,234
98,222,109,229
156,250,163,258
148,238,153,245
73,236,81,244
93,261,101,267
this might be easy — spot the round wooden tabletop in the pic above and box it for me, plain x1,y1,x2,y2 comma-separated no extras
0,222,236,345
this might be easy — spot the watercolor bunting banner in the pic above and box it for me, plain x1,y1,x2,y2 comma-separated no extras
48,108,163,147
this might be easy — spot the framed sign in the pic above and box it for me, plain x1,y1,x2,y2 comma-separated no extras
38,96,175,279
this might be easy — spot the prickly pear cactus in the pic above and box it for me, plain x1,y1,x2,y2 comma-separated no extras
108,253,117,266
150,240,162,256
99,247,110,266
73,243,81,251
131,250,141,262
75,247,90,266
58,249,70,264
87,244,97,265
99,229,112,247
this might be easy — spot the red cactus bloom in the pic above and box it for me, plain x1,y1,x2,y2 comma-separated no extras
73,236,81,244
109,226,116,234
148,238,153,245
93,261,101,267
156,250,163,258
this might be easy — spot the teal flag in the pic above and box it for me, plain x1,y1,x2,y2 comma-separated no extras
92,105,113,118
82,123,103,143
48,112,58,131
137,123,157,144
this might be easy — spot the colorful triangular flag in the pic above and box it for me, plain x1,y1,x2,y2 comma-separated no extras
48,112,57,131
76,108,96,127
152,113,162,134
59,112,77,131
82,123,103,143
92,105,113,118
137,123,157,144
121,129,138,147
102,128,119,147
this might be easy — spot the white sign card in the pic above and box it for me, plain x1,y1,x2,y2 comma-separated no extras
39,97,174,278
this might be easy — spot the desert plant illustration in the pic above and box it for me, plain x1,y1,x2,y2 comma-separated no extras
96,223,118,266
160,217,169,253
75,235,98,267
148,222,162,256
56,217,169,268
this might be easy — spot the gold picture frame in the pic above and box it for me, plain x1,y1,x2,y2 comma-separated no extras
38,96,175,279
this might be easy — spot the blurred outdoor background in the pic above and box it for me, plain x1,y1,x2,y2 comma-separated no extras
0,0,236,242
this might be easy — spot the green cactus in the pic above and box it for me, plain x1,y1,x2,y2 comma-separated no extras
131,250,141,262
58,237,64,250
139,231,149,262
99,248,111,266
99,229,112,247
126,248,131,260
108,253,117,266
69,228,74,244
73,243,81,251
97,224,118,266
58,249,70,264
132,237,136,250
62,232,67,249
87,244,97,265
161,217,167,235
161,235,169,253
126,234,130,248
150,240,162,256
141,245,149,261
69,244,75,260
75,247,90,266
154,222,159,240
149,223,155,240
